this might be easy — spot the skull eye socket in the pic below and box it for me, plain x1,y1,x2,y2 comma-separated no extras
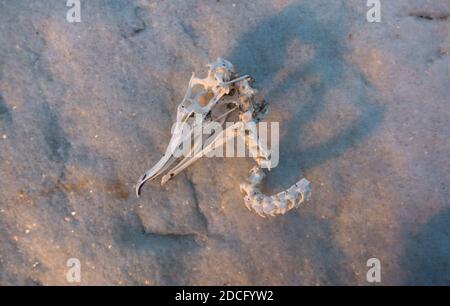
191,84,204,96
191,85,214,107
198,90,214,107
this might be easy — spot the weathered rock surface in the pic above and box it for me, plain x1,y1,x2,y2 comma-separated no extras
0,0,448,285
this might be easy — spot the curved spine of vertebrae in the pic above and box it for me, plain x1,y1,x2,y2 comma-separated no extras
239,127,311,217
240,166,311,217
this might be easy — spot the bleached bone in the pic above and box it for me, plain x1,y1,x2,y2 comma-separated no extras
136,58,244,195
240,166,311,217
136,59,311,217
161,121,243,185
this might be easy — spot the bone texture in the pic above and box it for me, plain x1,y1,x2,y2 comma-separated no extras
136,58,311,217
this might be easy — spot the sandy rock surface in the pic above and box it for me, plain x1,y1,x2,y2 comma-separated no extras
0,0,449,285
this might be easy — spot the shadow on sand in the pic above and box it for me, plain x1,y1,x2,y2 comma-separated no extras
226,2,385,284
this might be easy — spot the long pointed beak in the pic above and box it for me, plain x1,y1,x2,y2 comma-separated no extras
136,120,193,196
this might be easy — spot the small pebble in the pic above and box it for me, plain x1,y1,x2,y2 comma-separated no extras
440,47,449,55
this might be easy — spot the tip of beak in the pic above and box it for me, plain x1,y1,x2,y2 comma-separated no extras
135,184,142,198
135,173,150,198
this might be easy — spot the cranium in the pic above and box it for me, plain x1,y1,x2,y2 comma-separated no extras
136,58,311,217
